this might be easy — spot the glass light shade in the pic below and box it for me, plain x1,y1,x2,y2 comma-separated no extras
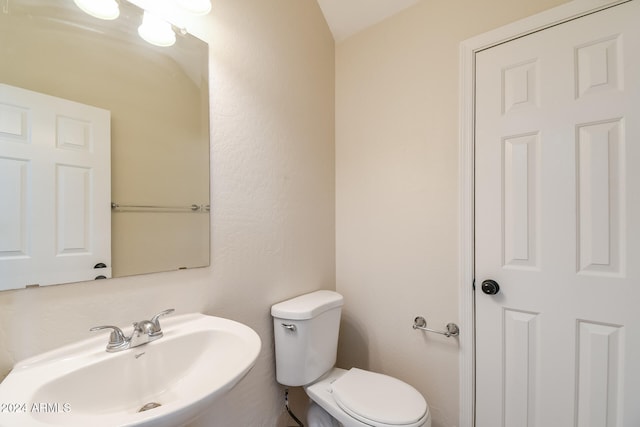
138,11,176,47
176,0,212,15
73,0,120,20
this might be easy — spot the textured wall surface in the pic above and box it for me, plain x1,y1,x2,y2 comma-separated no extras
0,1,334,426
335,1,569,426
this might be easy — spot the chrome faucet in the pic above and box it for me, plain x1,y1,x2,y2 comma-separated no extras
90,309,175,352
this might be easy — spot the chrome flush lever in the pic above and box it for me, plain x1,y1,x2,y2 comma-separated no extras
281,323,297,331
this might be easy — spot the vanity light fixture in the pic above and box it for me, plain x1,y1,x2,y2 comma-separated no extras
138,11,176,47
73,0,120,20
176,0,212,15
72,0,209,47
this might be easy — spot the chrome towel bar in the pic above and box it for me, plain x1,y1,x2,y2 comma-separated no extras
413,316,459,337
111,202,210,212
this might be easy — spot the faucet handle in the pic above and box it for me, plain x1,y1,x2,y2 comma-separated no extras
90,325,129,352
150,308,175,330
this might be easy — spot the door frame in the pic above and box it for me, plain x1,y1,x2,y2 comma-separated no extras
457,0,628,425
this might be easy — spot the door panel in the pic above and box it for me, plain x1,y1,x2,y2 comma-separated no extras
475,2,640,426
0,157,29,256
0,84,111,287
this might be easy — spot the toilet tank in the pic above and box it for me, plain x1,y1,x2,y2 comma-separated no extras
271,290,344,386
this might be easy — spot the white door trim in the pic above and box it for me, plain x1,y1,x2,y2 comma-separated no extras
457,1,628,426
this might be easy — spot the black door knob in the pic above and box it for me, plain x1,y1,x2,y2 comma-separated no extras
481,279,500,295
94,263,107,269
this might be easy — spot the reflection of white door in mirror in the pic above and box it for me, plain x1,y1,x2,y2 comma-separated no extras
0,84,111,289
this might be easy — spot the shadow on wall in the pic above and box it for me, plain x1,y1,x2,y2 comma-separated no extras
337,313,370,370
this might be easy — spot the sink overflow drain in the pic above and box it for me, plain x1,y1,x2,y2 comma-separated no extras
138,402,162,412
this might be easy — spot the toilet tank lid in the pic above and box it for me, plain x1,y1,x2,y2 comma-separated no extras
271,290,344,320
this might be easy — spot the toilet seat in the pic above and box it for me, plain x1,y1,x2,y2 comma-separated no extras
331,368,428,427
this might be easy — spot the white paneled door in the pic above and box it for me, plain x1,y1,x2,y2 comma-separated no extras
475,2,639,426
0,84,111,288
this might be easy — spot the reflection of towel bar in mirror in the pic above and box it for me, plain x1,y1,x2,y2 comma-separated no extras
111,202,210,212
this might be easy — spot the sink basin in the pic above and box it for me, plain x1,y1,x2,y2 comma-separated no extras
0,313,261,427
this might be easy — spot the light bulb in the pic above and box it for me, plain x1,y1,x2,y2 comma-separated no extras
73,0,120,20
138,11,176,47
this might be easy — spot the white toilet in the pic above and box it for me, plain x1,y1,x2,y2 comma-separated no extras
271,290,431,427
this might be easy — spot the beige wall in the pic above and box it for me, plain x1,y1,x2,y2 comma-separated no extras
335,1,568,426
0,0,334,425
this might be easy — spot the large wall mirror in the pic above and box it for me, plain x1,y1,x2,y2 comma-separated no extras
0,0,210,291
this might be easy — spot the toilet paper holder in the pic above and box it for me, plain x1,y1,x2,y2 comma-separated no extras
413,316,459,337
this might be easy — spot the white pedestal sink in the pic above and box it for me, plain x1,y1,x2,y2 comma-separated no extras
0,313,261,427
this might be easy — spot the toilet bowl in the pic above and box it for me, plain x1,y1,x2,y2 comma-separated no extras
271,290,431,427
306,367,430,427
